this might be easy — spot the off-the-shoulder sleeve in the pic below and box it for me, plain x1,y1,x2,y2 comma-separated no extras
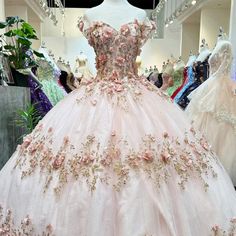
140,17,156,47
77,15,90,39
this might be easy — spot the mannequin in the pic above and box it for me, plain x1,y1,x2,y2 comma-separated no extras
83,0,146,28
74,52,94,84
57,57,69,73
135,56,144,76
161,61,166,73
186,53,196,67
196,39,211,62
174,57,185,71
38,46,60,75
170,54,177,64
153,65,158,72
66,61,72,73
161,62,174,91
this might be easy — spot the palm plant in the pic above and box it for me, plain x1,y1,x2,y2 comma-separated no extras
15,103,42,138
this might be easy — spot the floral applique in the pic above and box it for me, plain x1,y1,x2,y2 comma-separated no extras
14,124,218,196
0,205,53,236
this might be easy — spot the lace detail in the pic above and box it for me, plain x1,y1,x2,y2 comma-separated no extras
212,109,236,134
0,205,53,235
209,40,233,77
14,123,218,196
78,17,155,80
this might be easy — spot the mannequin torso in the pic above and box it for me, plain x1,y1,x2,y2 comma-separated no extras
196,47,211,63
186,55,196,67
83,0,146,29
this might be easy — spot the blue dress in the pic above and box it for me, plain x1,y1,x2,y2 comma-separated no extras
174,66,194,103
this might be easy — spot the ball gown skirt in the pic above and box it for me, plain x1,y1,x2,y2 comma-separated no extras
0,18,236,236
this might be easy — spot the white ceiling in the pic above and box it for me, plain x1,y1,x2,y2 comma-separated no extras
184,0,231,24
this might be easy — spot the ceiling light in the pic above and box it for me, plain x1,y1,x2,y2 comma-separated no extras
191,0,197,5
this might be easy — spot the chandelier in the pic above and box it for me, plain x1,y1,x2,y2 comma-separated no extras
38,0,65,26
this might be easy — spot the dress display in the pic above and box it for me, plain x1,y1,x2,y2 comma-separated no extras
166,60,185,97
174,55,196,103
28,68,53,117
37,58,66,106
160,62,174,92
186,39,236,185
171,67,188,100
74,52,94,85
177,56,210,109
0,14,236,236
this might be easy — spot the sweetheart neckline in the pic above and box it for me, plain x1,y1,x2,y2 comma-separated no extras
81,17,151,33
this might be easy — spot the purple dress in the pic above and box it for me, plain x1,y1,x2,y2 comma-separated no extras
27,73,53,117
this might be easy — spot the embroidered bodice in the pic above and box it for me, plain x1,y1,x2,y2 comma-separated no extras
209,40,233,77
37,58,60,81
78,17,155,80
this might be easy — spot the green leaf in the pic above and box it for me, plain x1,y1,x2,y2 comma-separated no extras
4,30,16,37
12,29,25,37
4,45,15,50
6,16,23,26
0,22,8,29
33,50,44,58
16,36,32,47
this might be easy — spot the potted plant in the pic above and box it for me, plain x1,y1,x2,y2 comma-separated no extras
0,16,44,87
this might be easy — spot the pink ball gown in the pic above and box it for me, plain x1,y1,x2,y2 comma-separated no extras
0,17,236,236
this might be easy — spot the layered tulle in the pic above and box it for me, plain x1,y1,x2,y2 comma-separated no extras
1,77,236,235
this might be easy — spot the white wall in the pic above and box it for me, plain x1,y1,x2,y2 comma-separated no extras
29,19,42,50
200,8,230,49
41,8,181,72
181,22,200,62
5,5,28,21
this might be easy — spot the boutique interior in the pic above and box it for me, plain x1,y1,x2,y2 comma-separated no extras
1,0,236,234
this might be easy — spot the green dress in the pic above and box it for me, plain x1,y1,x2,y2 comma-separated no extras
166,68,184,97
37,58,65,106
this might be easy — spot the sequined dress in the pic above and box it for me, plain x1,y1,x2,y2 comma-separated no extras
0,17,236,236
37,58,65,106
186,40,236,185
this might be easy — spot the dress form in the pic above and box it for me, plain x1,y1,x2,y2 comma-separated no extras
135,56,144,76
196,41,211,62
83,0,146,29
186,55,196,67
74,52,94,84
174,59,185,71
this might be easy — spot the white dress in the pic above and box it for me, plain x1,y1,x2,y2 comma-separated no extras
0,18,236,236
186,40,236,185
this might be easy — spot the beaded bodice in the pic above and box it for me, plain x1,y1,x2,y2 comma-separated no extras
78,17,155,80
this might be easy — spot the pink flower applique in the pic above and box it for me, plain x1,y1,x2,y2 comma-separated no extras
78,20,84,32
52,155,65,170
120,25,130,36
142,151,154,162
116,57,126,66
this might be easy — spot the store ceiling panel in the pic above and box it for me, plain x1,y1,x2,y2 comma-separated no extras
47,0,159,9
